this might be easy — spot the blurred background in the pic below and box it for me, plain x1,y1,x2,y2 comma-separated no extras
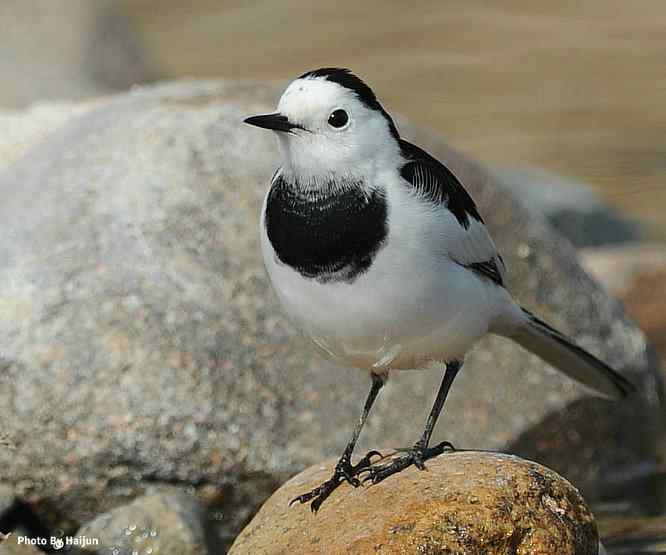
125,0,666,241
3,0,665,238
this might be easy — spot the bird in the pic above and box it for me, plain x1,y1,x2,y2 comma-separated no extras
244,67,635,512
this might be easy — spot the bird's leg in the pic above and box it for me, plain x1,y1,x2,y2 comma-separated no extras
290,373,385,512
362,360,461,485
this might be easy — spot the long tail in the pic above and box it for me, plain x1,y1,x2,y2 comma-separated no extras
509,308,635,400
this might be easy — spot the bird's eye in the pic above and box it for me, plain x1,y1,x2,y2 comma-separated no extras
328,109,349,129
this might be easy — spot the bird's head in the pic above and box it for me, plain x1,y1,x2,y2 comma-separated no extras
244,68,400,180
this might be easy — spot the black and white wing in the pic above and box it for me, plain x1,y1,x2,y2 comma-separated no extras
398,139,506,287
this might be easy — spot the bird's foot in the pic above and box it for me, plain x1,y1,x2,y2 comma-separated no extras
361,440,455,485
289,450,383,512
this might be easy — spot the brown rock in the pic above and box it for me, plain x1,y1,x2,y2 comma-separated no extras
230,452,598,555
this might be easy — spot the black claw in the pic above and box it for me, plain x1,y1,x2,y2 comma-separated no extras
289,485,323,507
432,440,456,453
364,450,384,461
290,451,385,511
338,461,361,487
290,478,336,509
361,441,454,485
311,496,325,513
354,450,384,469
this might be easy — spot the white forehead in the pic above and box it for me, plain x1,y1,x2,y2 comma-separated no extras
277,77,359,120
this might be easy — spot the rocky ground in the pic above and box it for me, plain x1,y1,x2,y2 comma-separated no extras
0,80,663,553
1,3,664,551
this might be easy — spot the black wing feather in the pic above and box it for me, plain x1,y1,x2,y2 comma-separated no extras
399,139,505,287
399,139,483,229
467,259,505,287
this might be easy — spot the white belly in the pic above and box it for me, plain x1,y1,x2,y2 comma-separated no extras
261,223,508,371
259,170,513,372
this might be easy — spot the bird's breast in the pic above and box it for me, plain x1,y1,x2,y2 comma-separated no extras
263,175,388,283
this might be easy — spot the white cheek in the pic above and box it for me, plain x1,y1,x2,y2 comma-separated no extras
277,135,324,177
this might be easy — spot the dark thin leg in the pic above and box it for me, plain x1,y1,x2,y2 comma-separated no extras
340,373,384,465
418,359,461,450
363,360,461,485
290,373,385,512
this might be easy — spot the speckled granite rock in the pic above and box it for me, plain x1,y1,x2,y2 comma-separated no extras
0,533,43,554
230,452,599,555
0,102,96,168
0,80,663,547
77,492,207,555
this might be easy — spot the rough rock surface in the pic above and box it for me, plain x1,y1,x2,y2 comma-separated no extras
0,534,43,555
230,452,599,555
0,80,663,546
0,103,96,169
0,0,161,108
78,492,207,555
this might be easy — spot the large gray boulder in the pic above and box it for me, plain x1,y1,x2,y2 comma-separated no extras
0,81,663,547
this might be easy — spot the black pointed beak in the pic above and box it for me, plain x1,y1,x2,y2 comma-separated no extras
243,113,304,133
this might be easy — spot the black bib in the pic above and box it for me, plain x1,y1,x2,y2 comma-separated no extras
265,175,388,283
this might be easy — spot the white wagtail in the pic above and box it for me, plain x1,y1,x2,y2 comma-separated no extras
244,68,635,512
